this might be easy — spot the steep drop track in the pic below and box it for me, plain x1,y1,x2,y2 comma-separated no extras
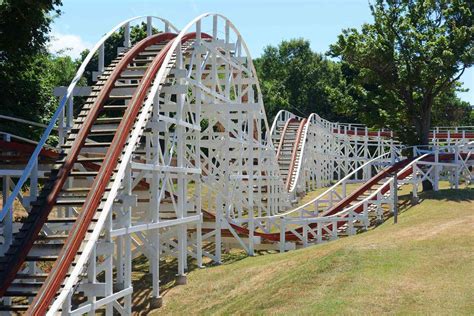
274,118,307,190
0,32,178,313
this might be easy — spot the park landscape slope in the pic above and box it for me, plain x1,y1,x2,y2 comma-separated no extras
155,187,474,315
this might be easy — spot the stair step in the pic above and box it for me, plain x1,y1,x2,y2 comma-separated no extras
70,171,98,177
4,290,38,297
83,142,112,147
0,305,29,311
114,83,139,88
36,234,69,240
76,157,104,163
47,217,80,223
95,117,125,123
55,198,86,206
89,128,118,135
103,105,128,110
15,273,49,281
25,255,58,261
61,187,91,193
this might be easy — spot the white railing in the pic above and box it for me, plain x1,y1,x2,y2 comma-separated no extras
228,149,401,236
276,141,474,249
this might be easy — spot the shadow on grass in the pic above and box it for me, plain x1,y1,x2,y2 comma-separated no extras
417,187,474,202
394,187,473,220
130,246,275,314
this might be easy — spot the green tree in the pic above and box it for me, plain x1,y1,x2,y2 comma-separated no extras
431,90,473,127
0,0,63,138
254,39,353,123
329,0,474,145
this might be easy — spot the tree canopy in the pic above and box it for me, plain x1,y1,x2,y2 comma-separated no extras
0,0,66,138
254,39,352,123
329,0,474,145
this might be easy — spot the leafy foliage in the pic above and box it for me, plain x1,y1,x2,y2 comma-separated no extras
0,0,64,139
254,39,354,123
329,0,474,145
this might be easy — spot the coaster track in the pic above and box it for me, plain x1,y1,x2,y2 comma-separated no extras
0,14,472,315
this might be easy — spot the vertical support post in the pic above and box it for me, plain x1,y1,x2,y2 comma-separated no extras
124,163,132,314
434,145,439,191
247,106,255,256
175,41,187,283
303,224,308,248
331,219,338,240
67,95,73,132
392,175,398,224
316,221,322,243
104,213,113,315
98,43,105,74
30,160,38,202
390,141,396,165
194,20,203,269
147,16,153,37
212,15,218,39
215,195,222,263
279,218,285,253
86,247,96,316
149,89,162,304
454,145,459,189
1,134,12,255
1,175,11,255
411,164,419,205
248,218,255,256
58,106,65,146
376,191,383,225
116,235,124,285
61,289,73,316
124,22,131,48
347,210,354,235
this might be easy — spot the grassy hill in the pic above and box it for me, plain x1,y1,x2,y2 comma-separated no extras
154,188,474,315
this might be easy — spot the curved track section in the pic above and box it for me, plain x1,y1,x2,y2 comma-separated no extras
205,147,473,246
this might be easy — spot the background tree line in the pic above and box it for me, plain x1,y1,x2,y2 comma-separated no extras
1,0,473,145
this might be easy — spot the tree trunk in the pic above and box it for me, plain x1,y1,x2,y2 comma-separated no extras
420,113,431,146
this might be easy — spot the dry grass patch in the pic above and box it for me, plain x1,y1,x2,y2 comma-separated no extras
154,186,473,315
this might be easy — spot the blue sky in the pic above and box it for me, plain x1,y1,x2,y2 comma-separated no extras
51,0,473,104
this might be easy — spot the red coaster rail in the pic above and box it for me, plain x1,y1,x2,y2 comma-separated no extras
0,32,178,313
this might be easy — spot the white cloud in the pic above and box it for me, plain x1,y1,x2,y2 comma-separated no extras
49,32,93,60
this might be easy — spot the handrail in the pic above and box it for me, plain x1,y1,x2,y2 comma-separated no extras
298,140,474,222
0,114,51,130
0,16,178,222
0,132,40,146
269,110,296,140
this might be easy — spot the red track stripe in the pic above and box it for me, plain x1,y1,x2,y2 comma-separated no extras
28,32,212,314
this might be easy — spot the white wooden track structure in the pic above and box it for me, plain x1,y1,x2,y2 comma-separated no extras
0,14,473,315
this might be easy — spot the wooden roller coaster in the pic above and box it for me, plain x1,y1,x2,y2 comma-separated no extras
0,14,473,315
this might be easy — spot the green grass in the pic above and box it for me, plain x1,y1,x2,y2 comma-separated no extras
154,187,474,315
